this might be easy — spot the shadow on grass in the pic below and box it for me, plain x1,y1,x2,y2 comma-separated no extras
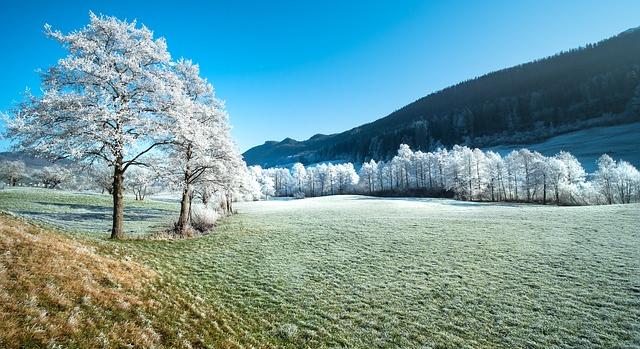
25,202,176,222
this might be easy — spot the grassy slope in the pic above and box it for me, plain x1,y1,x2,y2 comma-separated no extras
1,188,639,348
0,214,255,349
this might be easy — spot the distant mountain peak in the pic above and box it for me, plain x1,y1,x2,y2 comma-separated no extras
309,133,329,140
620,25,640,36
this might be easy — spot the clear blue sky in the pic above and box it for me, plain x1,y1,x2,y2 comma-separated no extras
1,1,639,152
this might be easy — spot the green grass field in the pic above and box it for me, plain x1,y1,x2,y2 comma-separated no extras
1,188,639,348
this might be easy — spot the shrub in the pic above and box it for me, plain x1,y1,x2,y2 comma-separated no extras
190,204,219,233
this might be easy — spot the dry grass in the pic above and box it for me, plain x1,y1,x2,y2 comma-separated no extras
0,214,161,348
0,214,253,349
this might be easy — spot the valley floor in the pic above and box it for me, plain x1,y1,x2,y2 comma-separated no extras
0,188,639,348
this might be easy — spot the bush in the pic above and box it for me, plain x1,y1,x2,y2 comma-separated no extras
293,191,305,199
190,204,219,233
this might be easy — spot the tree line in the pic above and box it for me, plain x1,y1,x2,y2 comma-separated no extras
250,144,640,206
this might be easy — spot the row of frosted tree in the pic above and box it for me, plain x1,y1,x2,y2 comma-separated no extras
2,14,251,239
251,144,640,206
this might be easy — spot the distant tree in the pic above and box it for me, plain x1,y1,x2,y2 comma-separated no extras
594,154,616,204
248,166,275,199
613,161,640,204
359,160,377,194
0,160,26,186
36,165,72,189
127,167,157,201
556,151,586,204
485,151,505,201
292,163,307,195
91,165,115,195
253,143,639,207
545,157,568,204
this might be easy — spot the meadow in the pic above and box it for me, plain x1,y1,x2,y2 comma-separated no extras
1,188,639,348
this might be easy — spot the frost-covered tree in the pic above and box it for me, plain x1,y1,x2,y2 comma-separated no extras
253,143,639,206
206,154,248,215
472,148,488,200
613,160,640,204
292,162,307,195
556,151,586,204
248,166,275,199
163,59,236,235
4,14,179,239
36,165,72,189
485,151,505,201
127,167,157,201
0,160,27,186
265,167,293,196
334,163,359,194
359,160,378,194
545,156,568,204
90,164,115,195
594,154,616,204
237,165,263,201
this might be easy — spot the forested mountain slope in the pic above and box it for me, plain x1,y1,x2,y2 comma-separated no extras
244,27,640,167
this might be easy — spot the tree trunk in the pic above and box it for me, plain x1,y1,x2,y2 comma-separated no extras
202,190,210,206
176,146,194,236
111,164,125,239
176,184,191,235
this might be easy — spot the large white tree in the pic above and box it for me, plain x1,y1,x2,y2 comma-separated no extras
4,13,179,238
162,59,237,235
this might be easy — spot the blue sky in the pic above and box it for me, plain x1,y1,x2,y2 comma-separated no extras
1,1,639,152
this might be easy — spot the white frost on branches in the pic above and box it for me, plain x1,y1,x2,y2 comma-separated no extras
256,144,640,206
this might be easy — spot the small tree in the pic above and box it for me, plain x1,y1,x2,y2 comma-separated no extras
594,154,616,204
0,160,26,186
37,165,72,189
90,165,115,195
127,167,157,200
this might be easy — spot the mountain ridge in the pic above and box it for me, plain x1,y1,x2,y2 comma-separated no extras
244,27,640,168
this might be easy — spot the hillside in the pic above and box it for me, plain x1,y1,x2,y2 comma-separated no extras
487,122,640,172
244,27,640,167
0,151,57,168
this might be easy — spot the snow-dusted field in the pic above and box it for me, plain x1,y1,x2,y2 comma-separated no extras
147,195,639,347
1,190,638,347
